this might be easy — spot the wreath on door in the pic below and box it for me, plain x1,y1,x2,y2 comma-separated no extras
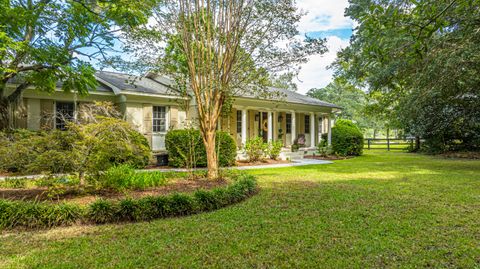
262,118,268,132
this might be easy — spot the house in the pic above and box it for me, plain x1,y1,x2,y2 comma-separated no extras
7,71,340,158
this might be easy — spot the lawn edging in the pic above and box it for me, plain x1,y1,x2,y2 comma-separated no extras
0,174,257,230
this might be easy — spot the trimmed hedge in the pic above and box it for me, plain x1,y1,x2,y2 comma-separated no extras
331,119,364,156
165,129,237,168
0,174,257,230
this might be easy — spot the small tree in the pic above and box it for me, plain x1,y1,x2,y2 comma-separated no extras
123,0,327,179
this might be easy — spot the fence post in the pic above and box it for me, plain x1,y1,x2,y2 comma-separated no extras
387,128,390,151
368,139,371,149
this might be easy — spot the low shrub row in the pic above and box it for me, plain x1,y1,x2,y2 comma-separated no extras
0,174,257,230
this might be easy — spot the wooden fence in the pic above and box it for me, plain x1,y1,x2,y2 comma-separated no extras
364,138,418,151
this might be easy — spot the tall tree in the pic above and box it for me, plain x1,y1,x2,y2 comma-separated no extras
334,0,480,152
123,0,327,179
0,0,155,129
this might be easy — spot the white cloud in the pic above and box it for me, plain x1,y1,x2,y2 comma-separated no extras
297,36,349,94
294,0,352,94
296,0,352,32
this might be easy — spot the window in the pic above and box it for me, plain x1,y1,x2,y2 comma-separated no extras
55,102,74,130
286,113,292,134
304,115,310,133
319,116,324,133
153,106,167,132
236,110,242,133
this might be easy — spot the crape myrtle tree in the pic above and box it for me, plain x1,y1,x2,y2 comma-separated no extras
0,0,156,129
122,0,327,179
333,0,480,152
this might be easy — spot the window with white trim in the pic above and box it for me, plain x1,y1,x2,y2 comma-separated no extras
304,115,310,133
55,101,74,130
153,106,167,132
236,110,242,133
286,113,292,134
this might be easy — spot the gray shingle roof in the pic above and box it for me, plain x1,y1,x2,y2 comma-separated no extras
94,71,340,108
267,87,340,108
95,71,179,96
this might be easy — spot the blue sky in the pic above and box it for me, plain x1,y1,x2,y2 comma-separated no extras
83,1,353,94
295,0,353,93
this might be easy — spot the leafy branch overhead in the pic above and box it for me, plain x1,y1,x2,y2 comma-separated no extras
0,0,157,129
334,0,480,152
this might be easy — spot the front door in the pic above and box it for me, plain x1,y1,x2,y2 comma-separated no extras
152,106,168,151
260,112,268,142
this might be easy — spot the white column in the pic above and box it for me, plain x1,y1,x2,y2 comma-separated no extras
327,115,332,146
267,111,273,142
241,109,247,146
291,111,296,144
310,112,315,147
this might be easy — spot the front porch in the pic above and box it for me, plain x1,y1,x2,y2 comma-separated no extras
219,106,334,160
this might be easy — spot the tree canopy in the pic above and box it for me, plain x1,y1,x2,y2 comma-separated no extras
0,0,156,129
334,0,480,152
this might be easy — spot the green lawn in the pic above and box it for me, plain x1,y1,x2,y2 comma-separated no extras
1,151,479,268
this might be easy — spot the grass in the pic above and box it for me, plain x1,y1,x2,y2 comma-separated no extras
1,151,479,268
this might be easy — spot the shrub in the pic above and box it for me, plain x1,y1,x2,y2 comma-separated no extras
0,173,257,229
0,116,150,176
70,117,151,176
317,144,333,157
0,200,82,229
88,199,119,224
267,140,283,160
97,164,168,191
165,129,237,168
244,136,267,162
0,178,28,188
331,119,364,156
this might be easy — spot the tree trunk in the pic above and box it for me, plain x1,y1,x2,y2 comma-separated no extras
204,129,219,180
0,97,13,130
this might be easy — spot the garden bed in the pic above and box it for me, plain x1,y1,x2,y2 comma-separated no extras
0,179,228,205
0,174,257,230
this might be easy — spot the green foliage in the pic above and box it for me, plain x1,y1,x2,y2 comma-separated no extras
267,140,283,160
165,129,236,168
331,119,364,156
0,178,27,189
335,0,480,152
244,137,267,162
97,164,167,191
0,200,82,229
0,174,257,229
317,144,333,158
0,0,156,129
0,117,150,176
70,117,151,176
0,129,76,174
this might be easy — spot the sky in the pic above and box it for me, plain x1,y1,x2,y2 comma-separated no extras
86,1,353,95
295,0,353,94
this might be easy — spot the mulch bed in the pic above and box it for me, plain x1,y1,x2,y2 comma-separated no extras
0,179,228,205
235,159,291,167
304,155,353,161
